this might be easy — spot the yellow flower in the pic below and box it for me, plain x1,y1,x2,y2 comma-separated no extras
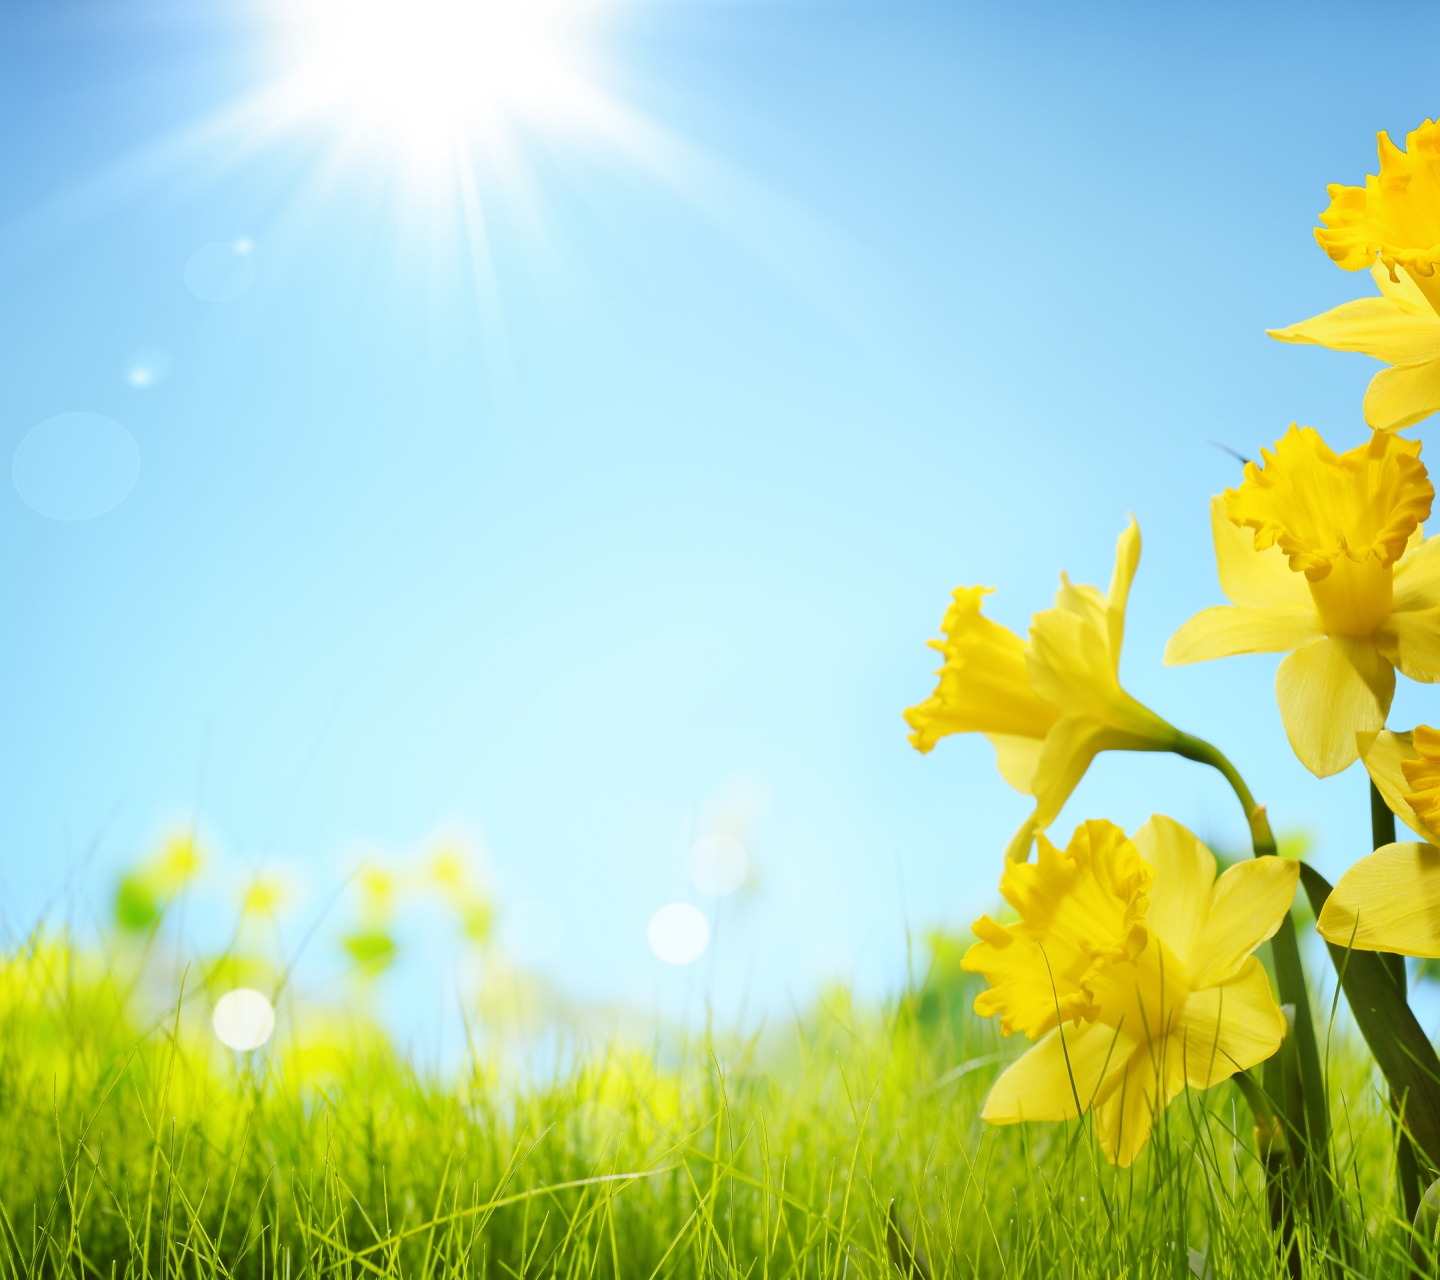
906,520,1179,861
1166,425,1440,776
1268,121,1440,432
152,832,205,890
1317,727,1440,956
241,876,287,918
903,584,1059,787
964,817,1296,1167
1315,120,1440,310
1270,263,1440,433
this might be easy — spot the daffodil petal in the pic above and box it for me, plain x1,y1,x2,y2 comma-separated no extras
1029,592,1124,719
1274,636,1394,777
1268,296,1440,365
1175,958,1289,1090
1393,532,1440,613
1376,605,1440,683
1164,605,1321,665
1094,1043,1186,1169
1106,517,1141,657
981,1021,1130,1124
1130,815,1215,968
1003,813,1039,864
1317,842,1440,958
984,733,1043,794
1401,727,1440,842
1373,258,1434,311
1188,859,1299,987
1358,729,1436,842
1027,717,1109,833
1029,519,1148,718
1365,357,1440,433
1207,494,1311,610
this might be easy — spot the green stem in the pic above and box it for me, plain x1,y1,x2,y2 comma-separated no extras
1373,778,1423,1219
1372,778,1398,849
1170,731,1330,1167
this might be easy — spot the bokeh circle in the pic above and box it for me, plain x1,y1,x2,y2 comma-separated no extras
13,412,140,520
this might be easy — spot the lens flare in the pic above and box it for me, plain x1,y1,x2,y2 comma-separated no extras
212,988,277,1051
647,903,710,966
688,834,749,896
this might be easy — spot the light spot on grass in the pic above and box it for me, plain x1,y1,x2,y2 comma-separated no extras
688,834,749,896
212,988,276,1051
647,903,709,965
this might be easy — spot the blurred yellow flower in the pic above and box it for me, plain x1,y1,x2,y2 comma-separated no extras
153,833,204,890
964,817,1295,1167
114,830,207,932
1166,426,1440,776
240,875,287,918
429,847,470,893
1318,727,1440,956
906,520,1179,860
1270,263,1440,433
358,867,396,912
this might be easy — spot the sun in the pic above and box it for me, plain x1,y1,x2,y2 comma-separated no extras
280,0,607,158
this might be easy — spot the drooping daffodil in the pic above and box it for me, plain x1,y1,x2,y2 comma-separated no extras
1317,727,1440,956
964,816,1297,1167
1166,425,1440,777
1273,120,1440,433
906,520,1180,861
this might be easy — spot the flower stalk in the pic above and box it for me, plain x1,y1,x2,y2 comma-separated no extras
1371,776,1425,1220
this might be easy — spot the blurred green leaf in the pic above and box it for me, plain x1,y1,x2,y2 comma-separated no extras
342,929,396,972
113,875,160,933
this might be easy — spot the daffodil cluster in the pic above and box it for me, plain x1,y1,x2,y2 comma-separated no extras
908,115,1440,1178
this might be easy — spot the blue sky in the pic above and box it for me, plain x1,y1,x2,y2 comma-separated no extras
3,0,1438,1031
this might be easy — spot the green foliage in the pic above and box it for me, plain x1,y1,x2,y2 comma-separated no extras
113,874,161,933
342,928,398,971
0,931,1436,1279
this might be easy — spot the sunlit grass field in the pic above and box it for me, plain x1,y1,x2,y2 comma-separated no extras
2,913,1435,1280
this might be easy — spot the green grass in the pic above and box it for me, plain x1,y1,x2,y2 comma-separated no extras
0,927,1435,1280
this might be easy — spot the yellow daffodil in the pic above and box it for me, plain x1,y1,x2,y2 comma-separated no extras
1270,263,1440,433
906,520,1180,861
1317,120,1440,309
964,816,1296,1167
1317,727,1440,956
1271,120,1440,431
1166,425,1440,777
